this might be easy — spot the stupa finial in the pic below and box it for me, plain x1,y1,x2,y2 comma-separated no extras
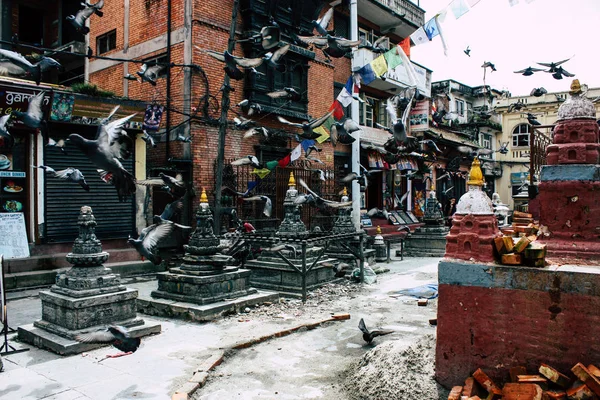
200,188,208,204
342,186,348,196
467,157,484,187
288,171,296,187
570,79,582,95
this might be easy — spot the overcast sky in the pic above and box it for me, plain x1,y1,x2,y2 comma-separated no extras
410,0,600,96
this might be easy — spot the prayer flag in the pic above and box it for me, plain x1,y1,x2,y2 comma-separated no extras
370,55,388,77
508,0,519,5
399,37,410,57
329,100,345,120
467,0,481,6
337,87,353,107
313,126,330,143
290,144,302,161
252,168,271,179
247,180,259,191
356,64,376,85
323,115,336,132
450,0,470,19
410,26,429,46
424,17,439,40
301,139,316,152
435,14,449,56
437,7,449,23
344,76,354,93
383,47,403,70
265,160,279,171
278,154,291,167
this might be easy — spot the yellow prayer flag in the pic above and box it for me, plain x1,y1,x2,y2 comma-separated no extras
313,126,330,144
370,55,388,77
252,168,271,179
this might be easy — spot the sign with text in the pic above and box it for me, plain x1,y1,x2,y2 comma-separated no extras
0,86,52,122
409,100,429,132
0,213,29,259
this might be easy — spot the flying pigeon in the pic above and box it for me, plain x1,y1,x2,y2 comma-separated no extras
358,318,394,344
464,46,471,57
243,195,272,217
297,34,362,60
68,112,137,201
312,6,335,36
231,155,262,169
551,66,575,80
526,113,541,126
330,118,359,146
136,64,164,85
266,87,302,102
243,126,270,140
128,222,173,264
38,166,90,191
277,111,334,140
419,139,441,154
508,102,527,113
159,199,183,222
75,325,140,359
11,91,49,144
141,130,157,148
360,36,390,54
457,145,494,158
66,0,105,34
298,178,352,210
124,74,139,81
537,57,570,73
47,138,67,154
530,87,547,97
497,141,509,154
137,172,186,199
481,61,497,72
0,49,47,85
513,66,544,76
175,134,192,143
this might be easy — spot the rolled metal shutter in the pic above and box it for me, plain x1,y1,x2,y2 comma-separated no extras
44,132,135,243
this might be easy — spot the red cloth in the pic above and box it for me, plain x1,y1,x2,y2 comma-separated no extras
278,154,291,167
329,100,345,120
400,37,411,58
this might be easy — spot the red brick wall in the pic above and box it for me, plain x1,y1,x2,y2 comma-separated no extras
436,284,600,388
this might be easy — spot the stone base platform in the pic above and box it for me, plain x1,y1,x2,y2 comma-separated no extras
151,268,257,305
18,319,161,356
401,226,448,257
137,289,279,322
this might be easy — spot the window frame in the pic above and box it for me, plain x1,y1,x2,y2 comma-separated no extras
512,123,530,148
455,100,465,116
96,29,117,55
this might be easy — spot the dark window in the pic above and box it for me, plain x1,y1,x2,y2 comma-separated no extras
97,29,117,54
334,12,349,39
19,6,44,45
512,123,530,147
141,54,168,78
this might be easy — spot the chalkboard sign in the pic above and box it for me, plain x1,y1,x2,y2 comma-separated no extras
0,213,29,259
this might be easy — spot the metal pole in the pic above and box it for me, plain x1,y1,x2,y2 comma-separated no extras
350,0,361,230
214,0,239,234
301,242,307,303
165,0,172,164
359,234,364,283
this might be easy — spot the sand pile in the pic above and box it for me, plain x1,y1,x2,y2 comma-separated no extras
345,334,449,400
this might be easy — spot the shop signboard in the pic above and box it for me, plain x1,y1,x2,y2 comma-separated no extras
0,86,52,122
409,100,429,132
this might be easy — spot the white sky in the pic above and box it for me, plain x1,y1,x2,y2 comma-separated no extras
411,0,600,96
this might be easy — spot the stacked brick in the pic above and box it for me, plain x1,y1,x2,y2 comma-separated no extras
448,363,600,400
494,211,547,267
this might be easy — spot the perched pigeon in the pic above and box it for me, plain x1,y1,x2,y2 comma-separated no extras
66,0,105,34
12,91,48,144
277,111,333,140
330,118,359,146
259,244,297,258
68,112,137,201
75,325,140,359
243,195,272,217
128,222,173,264
358,318,393,344
513,66,544,76
136,64,164,85
38,165,90,191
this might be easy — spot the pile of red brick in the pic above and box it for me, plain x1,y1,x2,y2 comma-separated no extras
448,363,600,399
494,211,547,267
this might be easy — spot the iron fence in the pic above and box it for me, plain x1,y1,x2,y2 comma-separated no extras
529,124,554,188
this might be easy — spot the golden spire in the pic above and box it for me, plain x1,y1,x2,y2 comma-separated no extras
431,184,435,191
288,171,296,187
376,226,382,234
467,157,484,186
570,79,582,95
342,187,348,196
200,188,208,203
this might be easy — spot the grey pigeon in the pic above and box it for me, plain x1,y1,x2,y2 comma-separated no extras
481,61,497,72
231,155,262,168
175,134,192,143
358,318,393,344
551,66,575,80
526,113,541,126
514,66,544,76
497,141,509,154
200,47,264,80
0,49,46,85
136,64,164,85
233,116,256,129
341,165,382,188
260,243,297,258
75,325,140,358
530,87,547,97
124,73,139,81
128,222,173,264
331,118,360,146
457,145,494,158
47,138,67,154
297,34,362,59
0,115,13,148
68,112,137,201
66,0,104,34
266,87,301,102
12,91,48,144
298,179,352,210
312,6,335,36
537,57,570,73
243,127,270,140
277,111,333,140
243,195,272,217
38,165,90,191
159,199,183,221
464,46,471,57
263,43,290,71
141,130,157,148
508,102,527,113
137,172,186,199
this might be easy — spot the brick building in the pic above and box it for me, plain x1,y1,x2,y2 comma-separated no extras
87,0,429,230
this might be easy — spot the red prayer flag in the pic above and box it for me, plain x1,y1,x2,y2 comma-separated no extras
278,154,291,167
329,100,344,121
400,37,411,57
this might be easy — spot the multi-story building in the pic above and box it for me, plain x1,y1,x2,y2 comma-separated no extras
495,86,600,210
86,0,429,229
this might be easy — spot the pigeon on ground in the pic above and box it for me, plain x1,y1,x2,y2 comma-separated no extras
136,64,164,85
231,155,262,169
530,87,547,97
243,195,272,217
266,87,302,102
68,112,137,201
141,130,157,148
513,66,544,76
66,0,105,34
537,57,570,73
330,118,359,146
358,318,394,344
137,172,186,199
0,115,13,148
128,222,173,264
11,91,48,144
277,111,334,140
463,46,471,57
75,325,140,359
38,166,90,191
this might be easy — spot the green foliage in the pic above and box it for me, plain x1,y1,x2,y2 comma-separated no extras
70,83,116,98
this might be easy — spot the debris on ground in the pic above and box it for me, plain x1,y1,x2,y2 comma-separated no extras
449,361,600,400
344,334,449,400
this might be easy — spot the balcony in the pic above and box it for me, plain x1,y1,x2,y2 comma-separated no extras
353,48,431,97
357,0,425,38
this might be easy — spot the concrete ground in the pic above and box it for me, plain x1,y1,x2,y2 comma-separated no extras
1,255,440,400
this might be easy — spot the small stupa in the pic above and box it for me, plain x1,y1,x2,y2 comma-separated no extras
403,185,449,257
444,158,501,262
538,79,600,260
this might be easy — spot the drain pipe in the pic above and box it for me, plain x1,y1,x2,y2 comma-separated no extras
350,0,360,230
